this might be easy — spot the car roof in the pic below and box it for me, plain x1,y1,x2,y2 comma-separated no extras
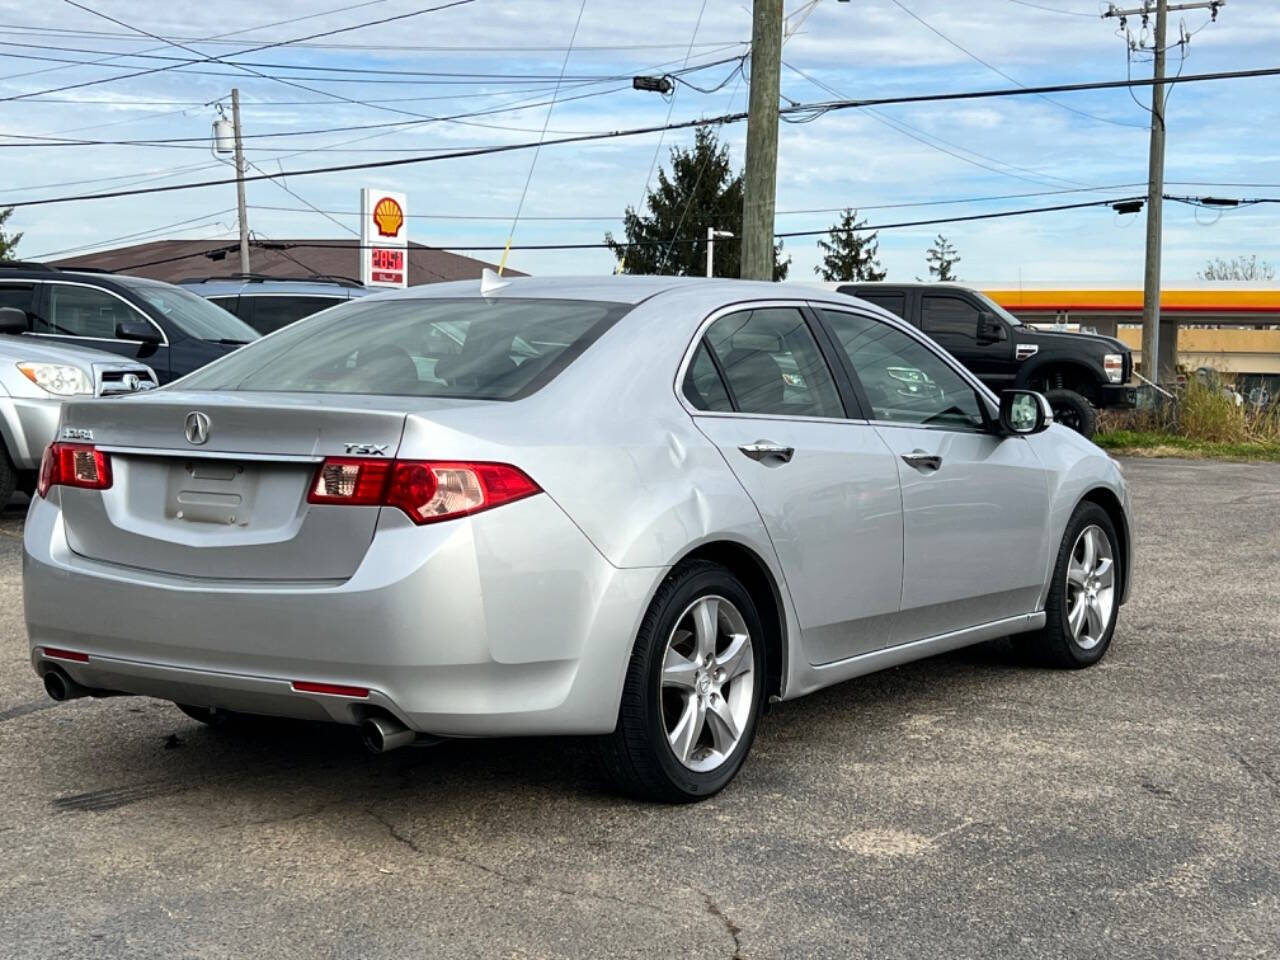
365,274,853,307
178,276,369,297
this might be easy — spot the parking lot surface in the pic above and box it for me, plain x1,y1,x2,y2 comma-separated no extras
1,457,1277,960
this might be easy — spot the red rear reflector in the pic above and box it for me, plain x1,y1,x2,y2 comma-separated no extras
291,681,370,698
308,457,540,525
42,647,89,663
37,443,112,498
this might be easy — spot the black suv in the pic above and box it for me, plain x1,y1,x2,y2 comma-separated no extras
0,263,259,384
837,282,1136,438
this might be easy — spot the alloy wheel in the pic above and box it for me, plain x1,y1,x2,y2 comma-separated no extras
1065,524,1115,650
659,595,755,772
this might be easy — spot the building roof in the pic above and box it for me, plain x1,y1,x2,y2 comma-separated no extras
48,239,525,286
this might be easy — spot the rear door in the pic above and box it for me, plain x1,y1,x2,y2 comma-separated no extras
682,304,905,664
56,393,407,581
814,305,1051,643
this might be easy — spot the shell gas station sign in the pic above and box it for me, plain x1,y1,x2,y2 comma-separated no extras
360,187,407,288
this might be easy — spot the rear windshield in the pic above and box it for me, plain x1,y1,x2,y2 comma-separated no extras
117,277,261,344
179,297,628,400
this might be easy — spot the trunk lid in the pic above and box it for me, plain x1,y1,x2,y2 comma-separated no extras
56,391,411,580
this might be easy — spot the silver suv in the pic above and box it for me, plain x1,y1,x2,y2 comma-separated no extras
0,307,156,506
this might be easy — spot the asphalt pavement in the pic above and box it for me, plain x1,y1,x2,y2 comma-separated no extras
1,458,1277,959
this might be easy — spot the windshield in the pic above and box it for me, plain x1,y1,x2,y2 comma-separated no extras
180,297,628,400
969,290,1023,326
117,278,260,343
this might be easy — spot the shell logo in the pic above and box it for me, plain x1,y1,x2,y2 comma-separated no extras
373,196,404,238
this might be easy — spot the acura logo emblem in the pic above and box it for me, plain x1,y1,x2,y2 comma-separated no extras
184,411,211,445
123,373,140,391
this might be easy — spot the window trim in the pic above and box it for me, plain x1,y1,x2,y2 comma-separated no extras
673,300,862,424
27,280,170,347
809,302,1000,435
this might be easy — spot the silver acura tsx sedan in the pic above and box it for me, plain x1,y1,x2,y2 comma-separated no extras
25,275,1131,802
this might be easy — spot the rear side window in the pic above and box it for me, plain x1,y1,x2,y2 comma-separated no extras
245,295,343,334
702,308,843,418
857,293,906,319
180,297,628,400
682,341,733,412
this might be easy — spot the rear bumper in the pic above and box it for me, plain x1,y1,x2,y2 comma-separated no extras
1098,383,1138,409
0,396,59,470
24,492,659,737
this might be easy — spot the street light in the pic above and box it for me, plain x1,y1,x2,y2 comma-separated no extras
706,228,734,278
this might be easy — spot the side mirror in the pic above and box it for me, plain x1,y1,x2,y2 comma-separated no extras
115,317,162,344
999,389,1052,435
0,306,28,335
976,312,1007,344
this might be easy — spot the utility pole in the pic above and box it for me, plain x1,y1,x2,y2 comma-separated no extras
707,228,734,277
230,88,251,276
740,0,783,281
1103,1,1225,382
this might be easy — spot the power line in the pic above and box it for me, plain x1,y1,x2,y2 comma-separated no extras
1,0,476,103
1005,0,1097,17
0,0,391,84
8,64,1280,209
886,0,1148,129
30,209,238,258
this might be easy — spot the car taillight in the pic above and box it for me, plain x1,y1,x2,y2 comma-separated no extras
307,458,540,525
37,442,112,498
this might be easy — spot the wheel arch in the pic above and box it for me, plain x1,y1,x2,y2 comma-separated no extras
674,539,787,702
1077,486,1131,605
1018,358,1104,400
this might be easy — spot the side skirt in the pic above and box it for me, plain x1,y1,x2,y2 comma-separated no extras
782,612,1046,700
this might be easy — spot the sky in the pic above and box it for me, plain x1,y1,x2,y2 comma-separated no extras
1,0,1278,285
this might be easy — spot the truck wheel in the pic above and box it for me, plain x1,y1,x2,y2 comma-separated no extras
1044,389,1098,439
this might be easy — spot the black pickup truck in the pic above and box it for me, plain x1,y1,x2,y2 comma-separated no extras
836,282,1137,438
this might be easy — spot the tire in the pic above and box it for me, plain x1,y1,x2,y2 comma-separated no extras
1019,502,1121,669
15,472,36,500
1044,389,1098,439
0,443,16,509
596,560,767,803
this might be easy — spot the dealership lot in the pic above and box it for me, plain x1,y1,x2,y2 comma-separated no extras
0,458,1276,960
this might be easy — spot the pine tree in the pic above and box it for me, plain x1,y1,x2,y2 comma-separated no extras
813,208,886,282
924,234,960,281
605,127,789,280
0,208,21,262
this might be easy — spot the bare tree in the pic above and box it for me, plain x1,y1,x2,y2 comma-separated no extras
1198,255,1276,281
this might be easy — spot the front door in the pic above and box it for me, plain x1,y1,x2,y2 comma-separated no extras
681,305,905,664
35,282,169,377
815,305,1052,643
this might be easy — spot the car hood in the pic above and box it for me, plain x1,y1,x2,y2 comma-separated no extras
1017,327,1129,354
0,333,147,366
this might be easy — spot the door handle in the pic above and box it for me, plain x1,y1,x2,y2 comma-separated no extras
739,440,794,463
901,450,942,471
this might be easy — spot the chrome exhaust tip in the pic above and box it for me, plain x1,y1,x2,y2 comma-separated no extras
360,715,416,754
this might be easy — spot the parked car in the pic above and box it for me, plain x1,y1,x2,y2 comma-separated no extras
0,262,259,383
0,306,156,506
831,282,1137,438
179,274,372,335
25,276,1132,802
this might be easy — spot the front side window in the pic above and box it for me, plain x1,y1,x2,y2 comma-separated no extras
40,283,145,339
180,297,628,400
921,295,981,342
820,309,986,430
703,308,844,418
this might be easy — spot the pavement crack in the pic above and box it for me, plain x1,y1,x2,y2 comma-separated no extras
702,892,745,960
1229,748,1280,799
364,807,684,922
